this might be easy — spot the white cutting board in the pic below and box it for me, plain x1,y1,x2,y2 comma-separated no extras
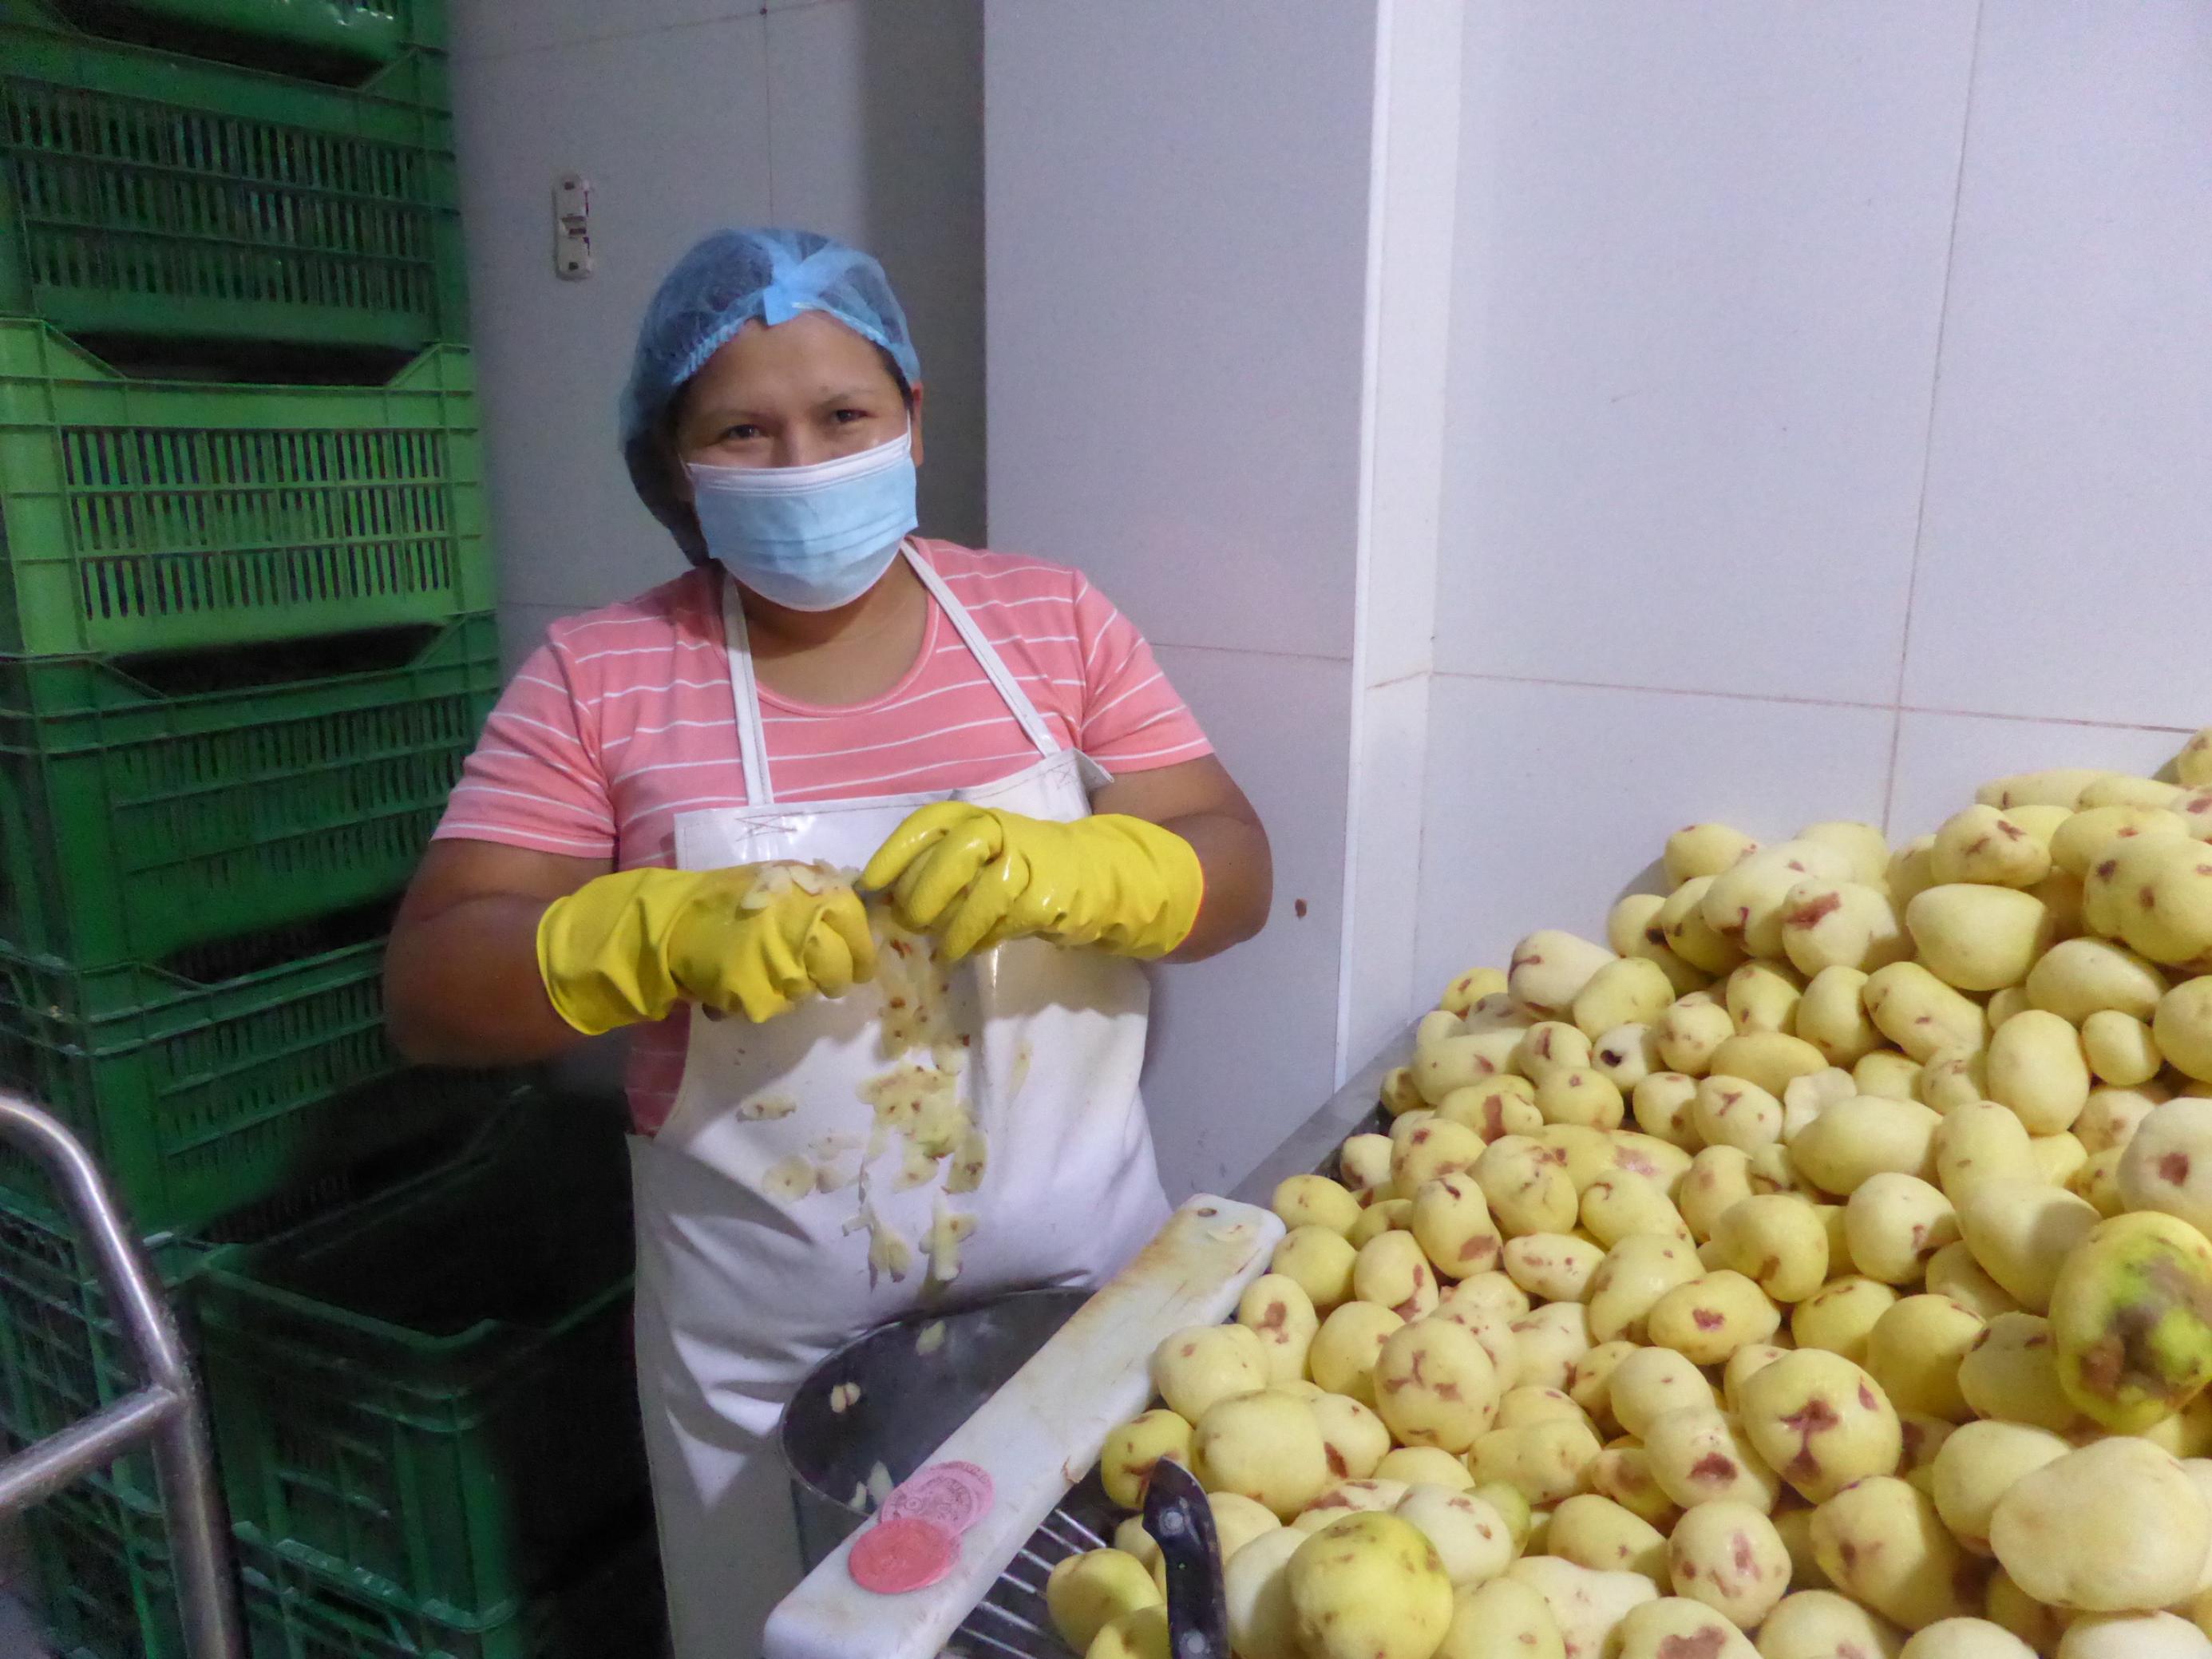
763,1194,1285,1659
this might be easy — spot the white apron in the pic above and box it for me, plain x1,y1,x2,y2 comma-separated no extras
631,544,1173,1657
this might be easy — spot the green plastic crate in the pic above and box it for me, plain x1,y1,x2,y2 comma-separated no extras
44,0,445,80
200,1096,648,1628
0,911,510,1233
0,323,490,656
0,0,459,350
0,614,499,968
0,1199,233,1509
18,1475,190,1659
0,1076,515,1521
238,1522,665,1659
15,1483,661,1659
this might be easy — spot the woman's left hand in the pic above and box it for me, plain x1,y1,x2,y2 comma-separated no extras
861,804,1203,960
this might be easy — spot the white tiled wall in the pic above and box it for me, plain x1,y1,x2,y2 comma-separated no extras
983,2,1374,663
1144,647,1353,1195
1338,0,1465,1076
1415,679,1897,996
1419,2,2212,989
448,0,983,669
984,0,1380,1196
1903,2,2212,731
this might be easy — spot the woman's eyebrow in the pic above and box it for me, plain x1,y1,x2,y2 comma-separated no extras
812,386,888,409
683,398,766,428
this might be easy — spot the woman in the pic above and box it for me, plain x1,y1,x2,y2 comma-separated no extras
386,228,1272,1652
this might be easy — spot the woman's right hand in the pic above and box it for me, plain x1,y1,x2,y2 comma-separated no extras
536,863,876,1035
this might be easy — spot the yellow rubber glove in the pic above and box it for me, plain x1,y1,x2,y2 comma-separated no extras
861,806,1203,961
536,863,877,1035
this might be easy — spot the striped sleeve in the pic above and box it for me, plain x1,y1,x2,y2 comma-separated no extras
433,637,619,859
1071,577,1213,770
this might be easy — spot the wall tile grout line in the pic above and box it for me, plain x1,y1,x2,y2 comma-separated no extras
1883,0,1988,834
1429,667,2197,737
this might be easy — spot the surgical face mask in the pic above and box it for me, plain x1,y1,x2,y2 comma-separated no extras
686,429,918,612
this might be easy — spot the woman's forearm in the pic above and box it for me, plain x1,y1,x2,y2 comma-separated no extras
1165,810,1273,962
384,894,588,1066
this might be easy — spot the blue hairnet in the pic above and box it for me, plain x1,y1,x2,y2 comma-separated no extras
619,228,923,554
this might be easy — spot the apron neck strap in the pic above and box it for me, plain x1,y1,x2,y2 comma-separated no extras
719,542,1064,810
900,548,1063,759
718,576,777,810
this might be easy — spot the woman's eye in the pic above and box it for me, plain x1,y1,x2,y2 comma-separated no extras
720,424,762,442
832,408,869,425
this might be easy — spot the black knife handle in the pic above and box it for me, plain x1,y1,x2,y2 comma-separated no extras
1143,1459,1229,1659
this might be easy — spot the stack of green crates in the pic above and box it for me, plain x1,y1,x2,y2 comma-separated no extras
0,2,663,1653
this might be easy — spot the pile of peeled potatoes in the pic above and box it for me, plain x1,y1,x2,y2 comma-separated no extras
1055,727,2212,1659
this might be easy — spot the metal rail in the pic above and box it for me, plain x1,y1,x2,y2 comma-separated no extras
0,1091,244,1659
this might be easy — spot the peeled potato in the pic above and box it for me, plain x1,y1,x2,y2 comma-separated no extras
1221,1529,1303,1659
1394,1484,1517,1587
1932,806,2052,889
1985,1011,2092,1134
1047,1550,1161,1653
1194,1390,1333,1519
1906,885,2056,992
1272,1225,1358,1313
2159,978,2212,1082
1086,1606,1168,1659
1954,1181,2100,1313
1667,823,1761,885
1150,1324,1267,1423
1286,1513,1455,1659
1811,1475,1980,1631
1238,1273,1320,1384
1989,1436,2211,1613
1508,1557,1659,1659
1660,881,1748,976
1436,1576,1565,1659
1865,964,1991,1061
1704,841,1858,960
1372,1318,1502,1453
1509,932,1618,1024
1311,1302,1405,1404
1739,1348,1903,1503
1101,1408,1194,1509
1668,1499,1791,1628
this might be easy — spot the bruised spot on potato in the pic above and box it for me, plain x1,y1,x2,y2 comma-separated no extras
1788,889,1844,929
1657,1633,1727,1659
1324,1446,1348,1478
1782,1396,1841,1475
2162,1152,2193,1186
1692,1308,1725,1332
1690,1452,1736,1483
1857,1382,1878,1411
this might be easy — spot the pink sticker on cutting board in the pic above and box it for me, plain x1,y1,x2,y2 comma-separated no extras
849,1515,958,1594
882,1461,995,1534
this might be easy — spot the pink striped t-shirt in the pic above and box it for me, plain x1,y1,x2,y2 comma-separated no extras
433,538,1213,1131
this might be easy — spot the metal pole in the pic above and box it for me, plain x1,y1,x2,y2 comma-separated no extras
0,1091,245,1659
